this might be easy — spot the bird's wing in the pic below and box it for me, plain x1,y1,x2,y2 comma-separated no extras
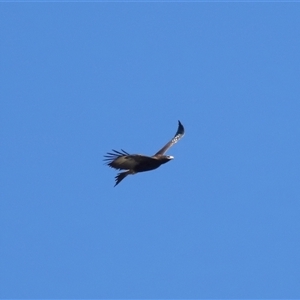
154,120,185,156
104,149,154,170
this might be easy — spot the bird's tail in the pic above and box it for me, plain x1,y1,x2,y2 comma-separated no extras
114,171,131,187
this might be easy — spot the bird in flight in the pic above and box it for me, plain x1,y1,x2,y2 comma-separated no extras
104,120,185,187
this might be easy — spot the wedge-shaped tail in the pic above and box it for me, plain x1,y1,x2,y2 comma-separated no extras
115,171,131,187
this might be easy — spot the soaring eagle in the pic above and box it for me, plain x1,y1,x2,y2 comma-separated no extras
104,121,185,186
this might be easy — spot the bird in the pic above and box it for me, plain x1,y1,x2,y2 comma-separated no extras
104,120,185,187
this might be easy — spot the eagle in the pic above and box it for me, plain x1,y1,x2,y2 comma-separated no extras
104,120,185,186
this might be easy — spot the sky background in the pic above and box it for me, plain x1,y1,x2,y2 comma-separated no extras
1,3,300,299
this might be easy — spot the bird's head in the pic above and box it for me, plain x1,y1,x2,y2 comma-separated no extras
160,155,174,164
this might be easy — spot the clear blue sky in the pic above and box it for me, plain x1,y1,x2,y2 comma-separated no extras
1,3,300,299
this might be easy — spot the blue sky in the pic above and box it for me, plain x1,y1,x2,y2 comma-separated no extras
1,3,300,299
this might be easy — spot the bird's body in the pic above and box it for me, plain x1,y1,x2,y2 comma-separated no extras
104,121,185,186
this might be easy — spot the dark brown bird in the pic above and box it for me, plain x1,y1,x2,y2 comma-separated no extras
104,120,185,186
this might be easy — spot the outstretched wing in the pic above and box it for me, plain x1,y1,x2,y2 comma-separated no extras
154,120,185,156
104,149,152,171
